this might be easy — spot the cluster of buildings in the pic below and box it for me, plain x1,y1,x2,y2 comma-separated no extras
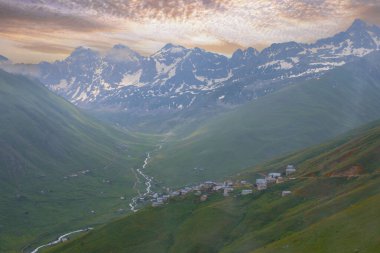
149,180,243,207
255,165,296,195
149,165,297,207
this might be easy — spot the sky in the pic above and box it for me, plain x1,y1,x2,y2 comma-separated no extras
1,0,380,63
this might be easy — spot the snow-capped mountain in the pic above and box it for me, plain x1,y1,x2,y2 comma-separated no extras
4,19,380,112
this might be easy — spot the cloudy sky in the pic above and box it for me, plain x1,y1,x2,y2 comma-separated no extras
1,0,379,63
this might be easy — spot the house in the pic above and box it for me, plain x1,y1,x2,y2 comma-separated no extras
180,189,190,195
193,185,201,191
213,185,224,191
268,172,282,178
200,195,208,202
152,201,163,207
170,191,180,197
204,181,215,186
194,190,202,196
286,165,296,175
203,181,216,190
241,189,253,195
224,180,234,187
257,184,267,190
223,187,234,197
265,176,276,184
276,177,285,184
256,179,267,190
282,191,292,197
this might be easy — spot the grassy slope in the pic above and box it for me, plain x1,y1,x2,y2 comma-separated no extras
0,70,156,252
148,52,380,187
46,118,380,253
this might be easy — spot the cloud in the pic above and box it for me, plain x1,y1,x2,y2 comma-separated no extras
0,1,111,33
19,42,74,55
0,0,380,63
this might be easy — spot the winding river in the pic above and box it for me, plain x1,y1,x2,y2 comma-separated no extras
128,152,154,212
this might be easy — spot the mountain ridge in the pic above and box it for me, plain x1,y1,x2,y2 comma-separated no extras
145,51,380,187
1,19,380,116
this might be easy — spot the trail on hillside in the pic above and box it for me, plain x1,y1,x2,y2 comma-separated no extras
29,228,93,253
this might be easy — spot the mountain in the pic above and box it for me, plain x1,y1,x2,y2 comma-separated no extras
0,55,9,62
0,70,154,252
145,51,380,187
44,117,380,253
3,19,380,120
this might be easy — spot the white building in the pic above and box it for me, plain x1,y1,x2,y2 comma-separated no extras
241,189,253,195
286,165,296,175
170,191,180,197
213,185,224,191
265,177,276,184
256,179,267,190
152,202,163,207
268,173,282,178
223,187,234,197
200,195,208,201
282,191,292,197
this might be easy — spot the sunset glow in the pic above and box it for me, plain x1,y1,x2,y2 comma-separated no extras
1,0,380,63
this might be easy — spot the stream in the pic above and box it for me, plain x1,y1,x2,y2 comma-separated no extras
128,152,154,212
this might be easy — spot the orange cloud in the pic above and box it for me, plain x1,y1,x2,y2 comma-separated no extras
0,0,379,63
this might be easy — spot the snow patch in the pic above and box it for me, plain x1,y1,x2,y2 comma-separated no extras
187,96,196,108
290,57,299,63
77,91,88,101
279,61,293,69
119,70,143,87
52,79,68,91
309,61,346,67
259,60,293,70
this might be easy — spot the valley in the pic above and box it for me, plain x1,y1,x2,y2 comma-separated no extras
0,70,159,252
0,12,380,253
43,118,380,253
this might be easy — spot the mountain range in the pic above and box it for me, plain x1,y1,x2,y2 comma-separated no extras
1,19,380,115
146,51,380,187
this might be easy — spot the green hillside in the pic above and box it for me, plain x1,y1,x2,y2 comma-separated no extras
0,70,156,252
45,118,380,253
148,51,380,187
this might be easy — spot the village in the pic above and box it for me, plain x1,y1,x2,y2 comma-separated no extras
146,164,297,207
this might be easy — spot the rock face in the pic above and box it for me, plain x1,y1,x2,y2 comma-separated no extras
5,19,380,113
